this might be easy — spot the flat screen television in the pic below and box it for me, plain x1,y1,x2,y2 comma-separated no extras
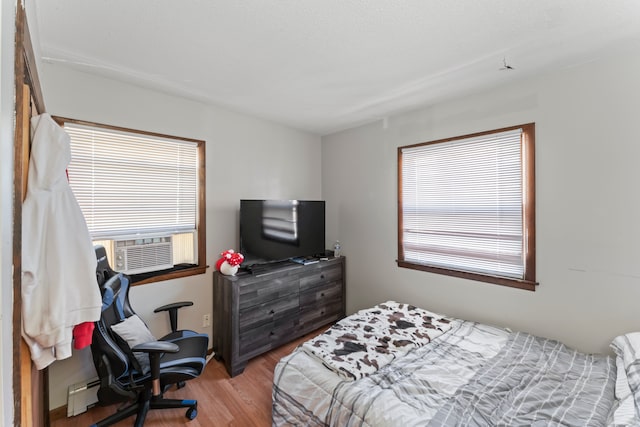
239,199,326,267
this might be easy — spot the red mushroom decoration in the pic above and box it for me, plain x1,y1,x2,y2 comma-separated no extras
216,249,244,276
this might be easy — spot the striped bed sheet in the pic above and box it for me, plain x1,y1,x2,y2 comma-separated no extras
273,315,617,426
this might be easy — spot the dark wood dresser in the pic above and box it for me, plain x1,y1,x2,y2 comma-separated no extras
212,257,345,377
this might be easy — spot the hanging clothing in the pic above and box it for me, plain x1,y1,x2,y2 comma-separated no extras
21,113,102,370
72,322,95,350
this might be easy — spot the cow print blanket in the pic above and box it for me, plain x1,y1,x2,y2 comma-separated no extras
300,301,454,380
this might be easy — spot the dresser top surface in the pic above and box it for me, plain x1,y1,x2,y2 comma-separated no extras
216,257,344,282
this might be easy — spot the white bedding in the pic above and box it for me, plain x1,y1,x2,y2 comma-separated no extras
273,304,619,427
273,320,509,426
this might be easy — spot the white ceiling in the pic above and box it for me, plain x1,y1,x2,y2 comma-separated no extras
32,0,640,135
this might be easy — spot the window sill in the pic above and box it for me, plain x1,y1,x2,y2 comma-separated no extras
396,260,538,292
130,264,208,286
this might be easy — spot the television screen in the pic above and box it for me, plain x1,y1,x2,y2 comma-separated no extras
240,199,325,266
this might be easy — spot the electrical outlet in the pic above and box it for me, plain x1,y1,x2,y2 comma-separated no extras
202,313,211,327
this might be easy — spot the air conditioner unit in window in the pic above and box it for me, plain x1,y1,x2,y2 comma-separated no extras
113,235,173,274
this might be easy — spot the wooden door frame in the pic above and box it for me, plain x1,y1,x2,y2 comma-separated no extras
13,1,46,426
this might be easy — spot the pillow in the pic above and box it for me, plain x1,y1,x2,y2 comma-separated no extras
609,356,639,425
611,333,640,420
111,314,156,374
611,333,640,368
616,356,632,400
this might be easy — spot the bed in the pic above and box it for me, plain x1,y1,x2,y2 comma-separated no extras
272,301,640,426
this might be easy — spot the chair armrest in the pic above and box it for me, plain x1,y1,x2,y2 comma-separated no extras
154,301,193,313
131,341,179,354
131,341,179,383
154,301,194,333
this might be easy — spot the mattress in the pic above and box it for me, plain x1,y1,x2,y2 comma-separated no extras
272,303,618,426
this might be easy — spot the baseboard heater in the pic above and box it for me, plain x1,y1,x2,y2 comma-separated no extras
67,377,100,417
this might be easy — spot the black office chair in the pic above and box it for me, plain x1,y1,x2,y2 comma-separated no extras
90,245,209,426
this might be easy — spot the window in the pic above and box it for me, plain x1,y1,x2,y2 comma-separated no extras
397,123,536,291
56,117,206,285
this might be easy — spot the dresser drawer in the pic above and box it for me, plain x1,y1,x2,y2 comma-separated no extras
299,280,344,335
299,280,342,309
298,300,344,334
239,315,299,359
298,263,342,291
239,275,299,309
239,294,299,332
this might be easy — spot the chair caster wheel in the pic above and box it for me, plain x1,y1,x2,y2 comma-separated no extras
186,407,197,420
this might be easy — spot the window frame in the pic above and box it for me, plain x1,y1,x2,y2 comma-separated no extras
397,123,537,291
54,116,207,286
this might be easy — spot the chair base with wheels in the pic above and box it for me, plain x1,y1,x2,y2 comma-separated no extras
91,342,198,427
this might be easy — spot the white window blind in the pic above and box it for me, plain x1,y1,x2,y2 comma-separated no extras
400,128,524,279
65,123,198,239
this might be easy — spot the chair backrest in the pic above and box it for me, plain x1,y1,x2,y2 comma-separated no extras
94,245,136,319
95,245,114,284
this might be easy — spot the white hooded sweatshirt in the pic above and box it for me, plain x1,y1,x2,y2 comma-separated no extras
21,113,102,370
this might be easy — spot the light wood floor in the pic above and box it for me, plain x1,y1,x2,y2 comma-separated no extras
51,329,321,427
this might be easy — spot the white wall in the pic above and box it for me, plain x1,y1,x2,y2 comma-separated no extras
0,0,16,424
41,63,322,409
322,48,640,356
